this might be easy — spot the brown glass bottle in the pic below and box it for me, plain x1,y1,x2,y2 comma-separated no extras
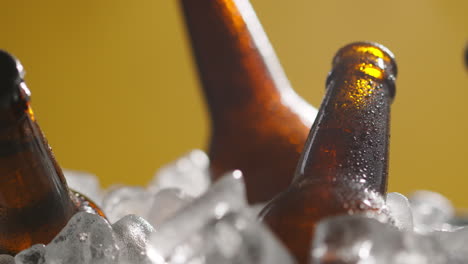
180,0,317,204
259,42,397,263
0,51,105,255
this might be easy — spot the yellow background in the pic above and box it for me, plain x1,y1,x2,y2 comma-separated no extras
0,1,466,206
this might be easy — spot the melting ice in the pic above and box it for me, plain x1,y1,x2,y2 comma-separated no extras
9,150,468,264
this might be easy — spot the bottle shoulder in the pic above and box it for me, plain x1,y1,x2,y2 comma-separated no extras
260,181,386,222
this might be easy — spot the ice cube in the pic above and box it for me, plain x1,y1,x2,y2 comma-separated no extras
101,186,153,223
14,244,45,264
221,210,295,264
147,170,247,262
150,150,211,197
64,170,103,206
448,210,468,227
409,191,454,232
0,254,15,264
44,212,118,264
311,215,451,264
112,215,155,264
145,188,194,228
151,209,294,264
433,227,468,262
387,192,414,231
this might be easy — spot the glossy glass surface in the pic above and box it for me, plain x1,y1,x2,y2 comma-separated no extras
0,52,103,255
260,42,397,264
180,0,317,204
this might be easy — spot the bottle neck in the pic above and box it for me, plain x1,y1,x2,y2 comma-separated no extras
181,0,311,126
0,52,78,253
0,96,75,213
293,71,391,195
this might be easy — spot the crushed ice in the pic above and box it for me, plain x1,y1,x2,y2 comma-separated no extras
10,149,468,264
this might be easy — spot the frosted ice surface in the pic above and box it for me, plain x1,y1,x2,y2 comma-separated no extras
145,188,194,228
44,212,118,264
311,215,401,264
150,150,211,197
387,192,414,231
432,227,468,262
147,170,248,262
64,170,103,206
449,211,468,227
14,244,45,264
148,209,294,264
101,186,153,224
409,191,454,232
195,211,293,264
230,210,295,264
311,215,453,264
112,215,155,264
0,255,14,264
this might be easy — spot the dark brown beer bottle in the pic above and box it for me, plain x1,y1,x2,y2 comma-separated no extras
259,42,397,263
180,0,317,204
0,50,104,255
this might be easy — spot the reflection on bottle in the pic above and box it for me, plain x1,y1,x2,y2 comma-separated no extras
180,0,318,204
259,42,397,263
0,50,104,255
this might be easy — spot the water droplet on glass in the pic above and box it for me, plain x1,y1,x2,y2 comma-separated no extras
78,233,88,242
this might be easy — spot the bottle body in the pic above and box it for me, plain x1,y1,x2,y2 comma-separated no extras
208,105,313,204
180,0,317,203
261,182,385,263
0,51,103,255
260,42,397,263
